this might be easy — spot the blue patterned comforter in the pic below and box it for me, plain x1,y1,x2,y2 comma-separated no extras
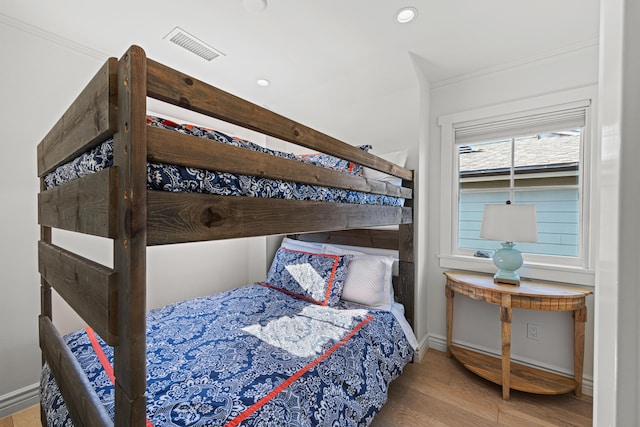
41,284,413,426
43,117,404,207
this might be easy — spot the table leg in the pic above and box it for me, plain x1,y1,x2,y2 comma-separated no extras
573,306,587,397
500,294,512,400
446,284,454,357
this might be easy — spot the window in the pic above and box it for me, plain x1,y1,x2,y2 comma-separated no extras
438,88,596,285
459,132,581,257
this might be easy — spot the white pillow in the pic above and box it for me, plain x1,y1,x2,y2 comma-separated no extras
363,149,408,186
322,244,394,310
279,237,325,253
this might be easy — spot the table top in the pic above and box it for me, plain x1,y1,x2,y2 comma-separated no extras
444,271,593,299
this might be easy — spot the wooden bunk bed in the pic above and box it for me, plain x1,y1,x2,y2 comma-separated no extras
37,45,414,427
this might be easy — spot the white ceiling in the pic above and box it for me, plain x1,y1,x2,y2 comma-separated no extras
1,0,600,135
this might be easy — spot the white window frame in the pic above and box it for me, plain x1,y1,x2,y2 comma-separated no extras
438,87,598,286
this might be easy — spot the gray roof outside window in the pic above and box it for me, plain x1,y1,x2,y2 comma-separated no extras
459,134,580,174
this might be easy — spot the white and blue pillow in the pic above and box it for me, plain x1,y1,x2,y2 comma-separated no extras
265,248,350,306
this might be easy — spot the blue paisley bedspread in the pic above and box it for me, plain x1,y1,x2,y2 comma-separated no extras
40,284,413,426
43,117,404,207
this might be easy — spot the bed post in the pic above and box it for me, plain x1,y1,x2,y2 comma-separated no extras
113,45,148,427
39,177,52,427
39,181,52,341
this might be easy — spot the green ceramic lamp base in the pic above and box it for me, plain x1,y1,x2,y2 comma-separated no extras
492,242,523,286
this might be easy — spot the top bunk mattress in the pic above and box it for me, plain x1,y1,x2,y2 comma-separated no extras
44,116,404,207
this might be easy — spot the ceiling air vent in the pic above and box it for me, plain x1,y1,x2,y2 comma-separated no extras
164,27,225,61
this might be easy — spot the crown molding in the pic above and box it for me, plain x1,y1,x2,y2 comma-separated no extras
0,12,107,61
431,38,600,89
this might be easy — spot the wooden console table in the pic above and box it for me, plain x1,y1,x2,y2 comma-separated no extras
444,271,593,400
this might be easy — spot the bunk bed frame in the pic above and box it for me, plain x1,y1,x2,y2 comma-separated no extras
37,45,414,427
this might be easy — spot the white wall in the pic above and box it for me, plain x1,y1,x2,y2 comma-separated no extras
0,21,266,416
0,21,101,414
421,44,600,389
411,53,432,356
594,0,640,424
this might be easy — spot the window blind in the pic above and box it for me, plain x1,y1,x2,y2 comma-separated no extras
454,101,589,145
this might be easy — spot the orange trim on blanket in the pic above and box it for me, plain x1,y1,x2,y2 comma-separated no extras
325,255,340,304
85,327,115,382
261,282,329,306
85,327,155,427
225,314,373,427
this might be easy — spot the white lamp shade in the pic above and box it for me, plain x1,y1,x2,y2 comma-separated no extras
480,204,538,243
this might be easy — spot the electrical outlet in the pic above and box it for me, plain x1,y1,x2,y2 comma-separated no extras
527,323,541,341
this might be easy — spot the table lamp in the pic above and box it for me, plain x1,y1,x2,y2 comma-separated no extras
480,203,538,285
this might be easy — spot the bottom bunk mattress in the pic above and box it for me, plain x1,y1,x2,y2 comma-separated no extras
41,283,414,426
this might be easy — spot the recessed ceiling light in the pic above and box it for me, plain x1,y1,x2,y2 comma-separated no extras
395,7,418,24
256,79,270,87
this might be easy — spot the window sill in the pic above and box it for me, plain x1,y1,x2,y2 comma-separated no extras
438,255,595,287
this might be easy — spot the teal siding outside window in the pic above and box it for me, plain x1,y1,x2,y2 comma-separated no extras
458,188,579,257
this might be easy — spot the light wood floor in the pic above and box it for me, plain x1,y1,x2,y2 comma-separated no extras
0,404,40,427
372,349,592,426
1,349,592,427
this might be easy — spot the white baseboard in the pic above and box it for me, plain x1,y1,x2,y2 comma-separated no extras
426,334,593,397
427,334,448,353
0,382,40,419
412,333,430,363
